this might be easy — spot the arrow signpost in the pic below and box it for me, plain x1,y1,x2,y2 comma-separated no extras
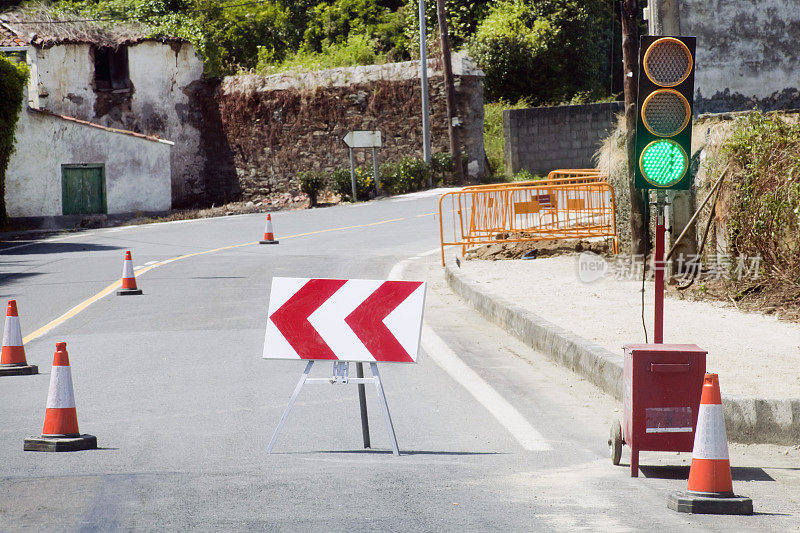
264,277,426,455
343,131,382,200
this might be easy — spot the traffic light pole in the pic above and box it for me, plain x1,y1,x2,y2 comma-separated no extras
654,191,667,343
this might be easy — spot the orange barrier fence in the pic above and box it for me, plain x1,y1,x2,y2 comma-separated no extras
438,181,618,265
463,169,607,191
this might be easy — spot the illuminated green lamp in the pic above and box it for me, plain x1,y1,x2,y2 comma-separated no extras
639,139,688,187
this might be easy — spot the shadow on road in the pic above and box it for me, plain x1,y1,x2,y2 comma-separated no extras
638,465,774,482
315,450,503,456
0,242,123,255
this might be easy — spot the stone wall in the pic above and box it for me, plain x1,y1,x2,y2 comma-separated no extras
503,102,624,176
674,0,800,113
213,56,485,199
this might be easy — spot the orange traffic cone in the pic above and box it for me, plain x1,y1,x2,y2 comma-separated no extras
24,342,97,451
667,373,752,514
117,250,143,295
259,214,279,244
0,300,38,376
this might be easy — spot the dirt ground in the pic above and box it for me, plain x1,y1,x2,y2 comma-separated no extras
463,236,614,261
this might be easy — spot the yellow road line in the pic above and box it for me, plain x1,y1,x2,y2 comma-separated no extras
21,216,406,344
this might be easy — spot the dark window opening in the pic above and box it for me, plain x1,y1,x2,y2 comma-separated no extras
94,46,130,91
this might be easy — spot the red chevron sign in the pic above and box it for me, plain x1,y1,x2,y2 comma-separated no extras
263,278,426,363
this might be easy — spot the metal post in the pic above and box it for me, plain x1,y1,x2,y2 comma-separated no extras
419,0,432,164
268,360,314,454
372,147,380,196
370,363,400,456
349,147,357,201
356,362,371,448
654,192,666,344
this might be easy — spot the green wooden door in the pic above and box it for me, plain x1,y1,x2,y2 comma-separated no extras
62,165,106,215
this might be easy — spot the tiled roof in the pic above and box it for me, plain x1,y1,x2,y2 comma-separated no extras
30,107,175,146
0,21,27,47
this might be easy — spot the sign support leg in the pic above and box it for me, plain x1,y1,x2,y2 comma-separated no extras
370,363,400,456
356,362,371,449
349,148,357,201
267,360,314,454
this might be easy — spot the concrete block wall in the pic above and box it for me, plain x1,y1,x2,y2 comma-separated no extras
504,102,624,176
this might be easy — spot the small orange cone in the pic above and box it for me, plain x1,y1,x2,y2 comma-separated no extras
117,250,143,295
667,373,752,514
259,214,279,244
24,342,97,452
0,300,38,376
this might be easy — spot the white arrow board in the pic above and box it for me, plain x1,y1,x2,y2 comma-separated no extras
264,277,426,363
343,130,382,148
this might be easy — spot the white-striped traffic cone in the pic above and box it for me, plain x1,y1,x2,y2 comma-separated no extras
24,342,97,452
117,250,143,295
667,373,752,514
0,300,38,376
259,214,279,244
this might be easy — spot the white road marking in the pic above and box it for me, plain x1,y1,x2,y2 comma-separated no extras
421,325,551,451
390,250,551,452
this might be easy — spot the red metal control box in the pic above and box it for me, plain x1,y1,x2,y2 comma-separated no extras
622,343,707,477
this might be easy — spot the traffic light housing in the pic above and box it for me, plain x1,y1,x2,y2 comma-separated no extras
635,36,696,190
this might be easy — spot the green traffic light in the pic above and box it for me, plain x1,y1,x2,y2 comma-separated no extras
640,140,688,186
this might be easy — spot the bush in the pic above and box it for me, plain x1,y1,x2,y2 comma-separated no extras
380,157,431,194
467,0,611,104
723,112,800,292
431,152,454,184
297,170,326,206
329,167,375,201
0,56,29,224
483,98,530,177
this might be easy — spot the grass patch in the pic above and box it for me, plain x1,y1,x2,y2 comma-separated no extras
483,98,530,178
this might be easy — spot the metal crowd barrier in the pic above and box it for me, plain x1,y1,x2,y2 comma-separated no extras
462,169,608,191
438,180,618,265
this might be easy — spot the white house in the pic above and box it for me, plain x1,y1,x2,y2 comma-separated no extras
1,12,205,223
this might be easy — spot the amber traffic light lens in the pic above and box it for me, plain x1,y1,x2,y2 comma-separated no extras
641,89,691,137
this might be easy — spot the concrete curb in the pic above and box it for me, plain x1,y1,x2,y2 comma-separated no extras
445,262,800,445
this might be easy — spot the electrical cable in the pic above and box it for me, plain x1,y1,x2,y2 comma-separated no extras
641,250,648,343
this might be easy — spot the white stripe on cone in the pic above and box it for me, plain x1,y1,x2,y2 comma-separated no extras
46,365,76,409
691,403,729,460
122,259,135,279
3,315,22,346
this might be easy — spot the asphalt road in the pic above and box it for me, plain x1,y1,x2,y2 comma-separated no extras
1,190,798,531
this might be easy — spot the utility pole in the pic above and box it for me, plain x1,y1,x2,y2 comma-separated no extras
436,0,465,183
647,0,696,272
621,0,647,255
418,0,432,167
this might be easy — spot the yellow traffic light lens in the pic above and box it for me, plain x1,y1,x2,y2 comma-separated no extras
642,89,691,137
643,37,693,87
640,140,688,186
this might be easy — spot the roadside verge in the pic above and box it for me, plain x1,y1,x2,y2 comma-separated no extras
445,262,800,445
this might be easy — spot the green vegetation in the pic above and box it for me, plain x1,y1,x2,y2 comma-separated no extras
483,98,529,177
297,154,453,203
30,0,619,104
722,112,800,293
0,56,29,223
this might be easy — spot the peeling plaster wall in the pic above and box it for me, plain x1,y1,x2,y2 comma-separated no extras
33,40,204,206
5,109,171,217
680,0,800,113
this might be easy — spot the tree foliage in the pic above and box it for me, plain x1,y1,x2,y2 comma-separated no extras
0,56,29,223
467,0,615,105
31,0,619,103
